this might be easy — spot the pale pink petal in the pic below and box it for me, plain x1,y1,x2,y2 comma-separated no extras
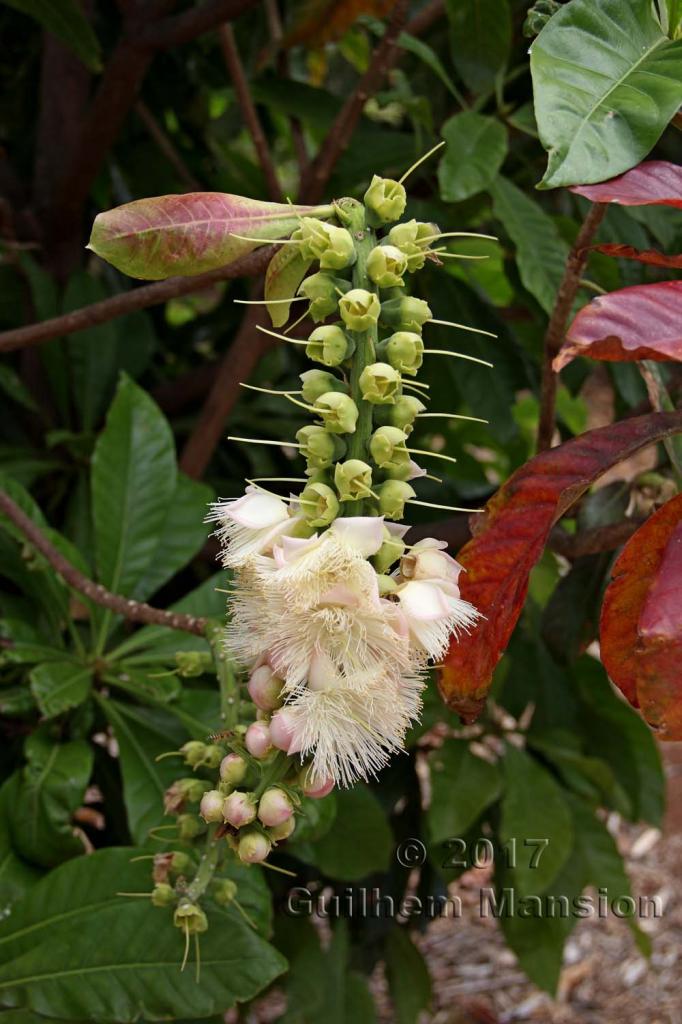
398,579,451,621
330,516,385,556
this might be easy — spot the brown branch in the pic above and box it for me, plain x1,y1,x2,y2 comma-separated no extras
135,100,201,192
404,0,445,35
218,23,283,202
300,0,410,203
179,303,273,478
0,491,207,636
148,0,260,50
536,202,607,452
0,246,276,354
264,0,308,176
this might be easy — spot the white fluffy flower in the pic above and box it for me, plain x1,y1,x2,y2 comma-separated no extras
207,487,302,567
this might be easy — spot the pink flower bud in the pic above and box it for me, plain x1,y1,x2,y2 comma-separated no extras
247,665,284,711
258,787,294,827
245,721,272,760
238,831,272,864
220,753,248,785
269,709,303,754
269,817,296,842
199,789,225,823
300,764,334,799
222,790,256,828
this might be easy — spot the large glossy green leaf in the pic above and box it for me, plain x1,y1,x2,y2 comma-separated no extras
489,176,569,313
98,699,186,844
0,848,286,1020
91,375,176,599
63,274,119,432
1,0,101,71
308,786,392,881
445,0,511,94
8,732,93,868
0,777,42,917
531,0,682,189
439,112,508,203
385,928,431,1024
28,662,92,719
132,473,213,602
427,738,502,843
499,744,573,897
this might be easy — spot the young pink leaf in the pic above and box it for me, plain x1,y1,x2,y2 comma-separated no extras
553,281,682,372
570,160,682,208
88,192,334,280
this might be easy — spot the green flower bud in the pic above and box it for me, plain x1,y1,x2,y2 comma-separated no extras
176,814,204,840
378,331,424,376
175,651,213,678
299,272,351,322
238,830,272,864
371,533,406,574
338,289,380,332
305,325,355,368
358,362,402,405
374,394,426,435
220,753,248,786
369,426,410,473
151,883,176,908
334,459,374,502
269,817,296,842
376,574,398,596
180,740,207,768
387,219,439,271
170,851,192,874
366,245,408,288
174,898,208,934
212,878,238,906
380,296,432,333
299,482,340,527
363,175,407,225
293,219,356,270
197,744,224,770
300,368,348,404
377,480,416,520
296,424,346,470
314,392,359,434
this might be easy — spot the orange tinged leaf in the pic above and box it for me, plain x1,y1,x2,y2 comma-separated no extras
438,412,682,722
592,243,682,269
601,494,682,740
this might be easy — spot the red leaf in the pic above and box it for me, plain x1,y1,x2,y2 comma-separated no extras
593,243,682,269
438,412,682,722
570,160,682,209
553,281,682,372
600,494,682,740
88,193,333,280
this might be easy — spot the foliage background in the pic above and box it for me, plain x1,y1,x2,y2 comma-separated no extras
0,0,681,1020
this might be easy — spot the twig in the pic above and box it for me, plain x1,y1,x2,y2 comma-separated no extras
0,247,276,354
0,491,208,636
179,303,272,478
536,202,607,452
264,0,308,176
148,0,260,50
404,0,446,36
300,0,410,203
218,23,283,201
135,100,201,192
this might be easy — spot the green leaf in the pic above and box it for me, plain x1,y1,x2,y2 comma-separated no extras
91,375,176,599
575,656,664,825
63,273,120,432
132,473,213,602
309,786,392,881
0,0,101,71
427,739,502,843
264,247,313,329
98,698,185,844
386,928,431,1024
438,112,508,203
0,777,42,916
489,175,569,313
0,848,286,1020
28,662,92,719
500,744,573,897
0,367,38,414
445,0,511,93
103,668,182,706
531,0,682,188
398,33,463,102
528,729,629,815
8,732,93,868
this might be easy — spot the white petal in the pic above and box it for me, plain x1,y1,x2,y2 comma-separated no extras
330,516,385,557
398,579,451,622
226,491,290,530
